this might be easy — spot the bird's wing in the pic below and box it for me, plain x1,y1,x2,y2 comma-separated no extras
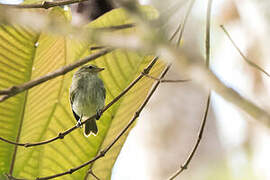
101,85,106,101
97,78,106,102
70,87,80,121
72,109,80,122
69,87,76,106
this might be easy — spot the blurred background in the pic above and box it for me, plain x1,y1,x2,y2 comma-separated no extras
1,0,270,179
112,0,270,180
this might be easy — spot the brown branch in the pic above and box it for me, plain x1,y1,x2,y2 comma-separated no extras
96,23,135,31
205,0,212,67
0,56,159,147
90,46,106,51
168,93,211,179
5,173,26,180
177,0,195,45
143,74,191,83
220,25,270,78
87,169,100,180
0,48,113,102
35,64,171,180
169,0,212,179
0,0,88,9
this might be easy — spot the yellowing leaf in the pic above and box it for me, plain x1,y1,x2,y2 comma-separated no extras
0,6,164,180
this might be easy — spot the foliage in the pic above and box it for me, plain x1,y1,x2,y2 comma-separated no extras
0,6,164,179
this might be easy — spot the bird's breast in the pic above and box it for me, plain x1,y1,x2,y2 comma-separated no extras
72,77,104,117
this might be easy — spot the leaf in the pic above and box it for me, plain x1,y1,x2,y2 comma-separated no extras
0,6,164,180
0,23,40,180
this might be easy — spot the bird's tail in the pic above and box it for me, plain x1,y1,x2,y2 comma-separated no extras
84,119,98,137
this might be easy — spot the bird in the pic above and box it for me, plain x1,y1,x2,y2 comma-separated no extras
70,65,106,137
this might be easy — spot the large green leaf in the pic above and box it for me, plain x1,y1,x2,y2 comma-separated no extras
0,6,164,180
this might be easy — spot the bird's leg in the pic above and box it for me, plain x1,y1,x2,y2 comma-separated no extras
96,109,102,120
76,115,83,128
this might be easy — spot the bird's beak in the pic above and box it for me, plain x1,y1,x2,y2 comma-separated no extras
97,67,105,72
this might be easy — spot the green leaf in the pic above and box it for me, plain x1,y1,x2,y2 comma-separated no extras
0,6,164,180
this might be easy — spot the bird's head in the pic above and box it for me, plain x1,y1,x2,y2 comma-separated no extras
77,65,105,75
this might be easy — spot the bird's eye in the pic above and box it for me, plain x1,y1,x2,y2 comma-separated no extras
88,65,93,69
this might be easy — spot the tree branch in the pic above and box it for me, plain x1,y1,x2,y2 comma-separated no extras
34,64,171,180
220,25,270,78
177,0,195,45
5,173,26,180
0,0,88,9
97,23,135,31
87,169,100,180
0,48,113,102
168,93,211,179
168,0,212,178
143,74,190,83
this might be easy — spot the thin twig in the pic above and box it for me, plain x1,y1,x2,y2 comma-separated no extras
5,173,26,180
0,56,159,147
96,23,135,31
168,0,212,179
205,0,212,67
220,25,270,78
0,0,87,9
0,48,113,101
87,169,100,180
143,74,190,83
35,64,171,180
90,46,106,51
177,0,195,45
168,93,211,180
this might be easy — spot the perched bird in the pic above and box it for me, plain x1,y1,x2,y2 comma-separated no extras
70,65,106,137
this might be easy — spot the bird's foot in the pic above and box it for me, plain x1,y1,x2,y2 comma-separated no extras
96,110,102,120
76,119,83,128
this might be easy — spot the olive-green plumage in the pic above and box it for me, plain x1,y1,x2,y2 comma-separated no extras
70,65,106,137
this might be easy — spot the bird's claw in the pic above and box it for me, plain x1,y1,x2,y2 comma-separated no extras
96,110,102,120
76,119,83,128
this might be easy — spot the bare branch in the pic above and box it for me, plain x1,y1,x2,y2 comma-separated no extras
5,173,26,180
0,48,113,102
143,74,190,83
205,0,212,67
168,94,211,179
0,0,88,9
177,0,195,45
97,23,135,31
90,46,106,50
220,25,270,78
35,64,171,180
87,169,100,180
169,0,212,179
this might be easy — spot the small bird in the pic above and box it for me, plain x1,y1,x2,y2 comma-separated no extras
70,65,106,137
